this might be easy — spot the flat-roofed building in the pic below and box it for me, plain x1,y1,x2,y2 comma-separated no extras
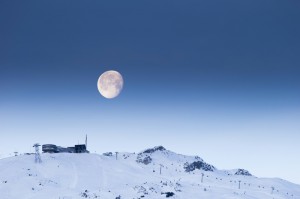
75,145,88,153
42,144,59,153
42,135,89,154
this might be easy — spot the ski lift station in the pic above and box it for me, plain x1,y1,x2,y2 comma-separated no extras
42,135,89,154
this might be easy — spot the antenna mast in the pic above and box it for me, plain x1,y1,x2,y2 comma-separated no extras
85,134,87,149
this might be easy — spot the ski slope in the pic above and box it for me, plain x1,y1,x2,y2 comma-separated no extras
0,146,299,199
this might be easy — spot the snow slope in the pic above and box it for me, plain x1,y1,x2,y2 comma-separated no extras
0,146,299,199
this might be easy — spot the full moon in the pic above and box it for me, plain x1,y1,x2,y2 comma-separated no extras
97,70,124,99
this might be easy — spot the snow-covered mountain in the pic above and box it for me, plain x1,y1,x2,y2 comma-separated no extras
0,146,299,199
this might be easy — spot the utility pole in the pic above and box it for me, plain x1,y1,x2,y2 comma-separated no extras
238,180,241,189
201,173,204,183
159,164,163,175
115,152,118,160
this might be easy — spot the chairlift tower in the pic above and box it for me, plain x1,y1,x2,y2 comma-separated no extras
159,164,163,175
33,143,42,163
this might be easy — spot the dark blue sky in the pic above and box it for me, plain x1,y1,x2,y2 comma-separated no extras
1,0,300,183
1,0,300,107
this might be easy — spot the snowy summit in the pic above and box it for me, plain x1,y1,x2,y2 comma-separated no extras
0,146,299,199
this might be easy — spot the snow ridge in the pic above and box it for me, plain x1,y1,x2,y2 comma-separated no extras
0,146,299,199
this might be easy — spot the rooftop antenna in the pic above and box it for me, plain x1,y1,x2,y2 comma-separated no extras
85,134,87,149
33,143,42,163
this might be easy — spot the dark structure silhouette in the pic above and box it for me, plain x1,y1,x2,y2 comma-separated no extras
42,135,89,154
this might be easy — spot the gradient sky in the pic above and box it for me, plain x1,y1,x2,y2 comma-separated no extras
1,0,300,184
